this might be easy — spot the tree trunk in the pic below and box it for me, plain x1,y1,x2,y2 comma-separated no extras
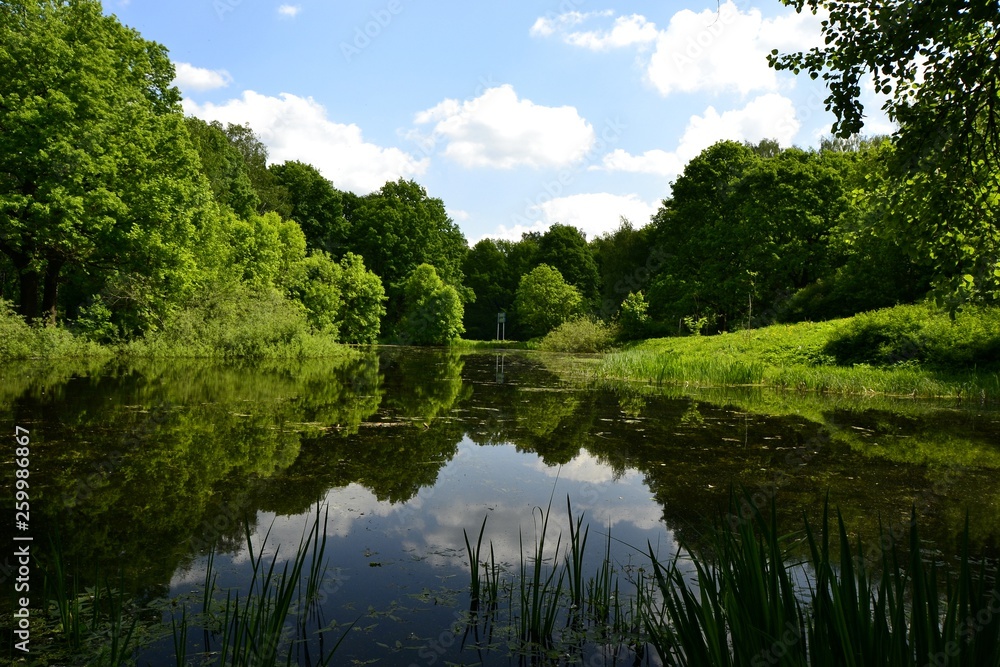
18,270,40,324
41,257,63,327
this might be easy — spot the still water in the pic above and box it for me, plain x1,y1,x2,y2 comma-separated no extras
2,348,999,665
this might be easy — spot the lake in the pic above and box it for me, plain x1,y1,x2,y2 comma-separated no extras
2,348,999,665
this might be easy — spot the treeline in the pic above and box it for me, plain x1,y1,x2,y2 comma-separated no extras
465,137,940,341
2,0,996,355
0,0,472,351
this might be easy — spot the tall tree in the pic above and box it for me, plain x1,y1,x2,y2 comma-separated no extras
398,263,465,345
184,117,259,219
347,179,468,319
537,224,601,306
224,123,291,217
0,0,214,326
769,0,1000,301
513,264,583,338
270,160,348,256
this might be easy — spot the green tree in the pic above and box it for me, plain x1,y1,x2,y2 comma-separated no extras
270,161,348,256
223,211,307,292
513,264,583,338
287,251,342,334
591,218,655,317
462,238,515,339
398,264,465,345
537,223,601,306
618,291,651,340
347,180,469,319
335,252,386,344
769,0,1000,301
647,141,848,330
223,123,291,216
0,0,215,327
184,117,259,219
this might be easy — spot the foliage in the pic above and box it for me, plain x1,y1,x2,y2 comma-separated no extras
647,141,850,332
334,252,386,344
824,303,1000,369
223,123,290,216
769,0,1000,301
270,160,347,256
183,117,259,219
537,223,601,306
590,218,655,317
538,316,617,353
0,0,214,326
286,251,342,335
346,179,468,320
462,238,517,340
617,291,651,340
513,264,583,339
398,264,465,345
222,210,307,292
126,283,346,359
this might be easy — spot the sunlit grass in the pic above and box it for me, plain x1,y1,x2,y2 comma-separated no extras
596,305,1000,402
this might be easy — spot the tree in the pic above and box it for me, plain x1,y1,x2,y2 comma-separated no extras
347,180,469,320
269,161,348,256
0,0,214,326
462,238,516,339
513,264,583,338
335,252,386,344
184,117,259,219
537,224,601,306
647,141,849,330
286,250,385,341
591,218,655,318
398,264,465,345
223,123,291,216
769,0,1000,301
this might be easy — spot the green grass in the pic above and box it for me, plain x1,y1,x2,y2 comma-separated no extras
597,304,1000,401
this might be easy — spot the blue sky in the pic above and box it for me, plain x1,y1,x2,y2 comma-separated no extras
107,0,892,244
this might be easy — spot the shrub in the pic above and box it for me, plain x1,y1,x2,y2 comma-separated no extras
539,316,617,353
617,291,651,340
126,283,344,359
0,300,34,359
824,303,1000,368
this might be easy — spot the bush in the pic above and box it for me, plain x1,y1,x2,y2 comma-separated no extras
617,291,651,340
539,316,617,353
824,303,1000,368
127,283,346,359
0,300,35,359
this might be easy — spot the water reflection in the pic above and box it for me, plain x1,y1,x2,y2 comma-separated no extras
1,349,999,663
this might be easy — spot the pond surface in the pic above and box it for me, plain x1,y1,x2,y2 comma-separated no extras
2,348,999,665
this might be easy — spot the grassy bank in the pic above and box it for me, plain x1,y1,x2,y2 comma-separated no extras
597,304,1000,402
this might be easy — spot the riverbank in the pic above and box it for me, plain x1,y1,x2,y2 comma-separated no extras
596,304,1000,402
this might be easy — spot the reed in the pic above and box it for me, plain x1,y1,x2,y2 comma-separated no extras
642,495,1000,666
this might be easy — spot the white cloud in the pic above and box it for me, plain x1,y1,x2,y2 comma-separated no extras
173,62,232,92
413,84,595,169
532,4,823,97
529,10,613,38
449,208,470,222
557,14,659,50
599,94,800,181
598,148,683,177
496,193,657,241
183,90,428,194
646,1,824,96
277,4,301,18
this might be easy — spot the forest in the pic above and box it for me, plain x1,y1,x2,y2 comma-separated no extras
1,0,998,357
